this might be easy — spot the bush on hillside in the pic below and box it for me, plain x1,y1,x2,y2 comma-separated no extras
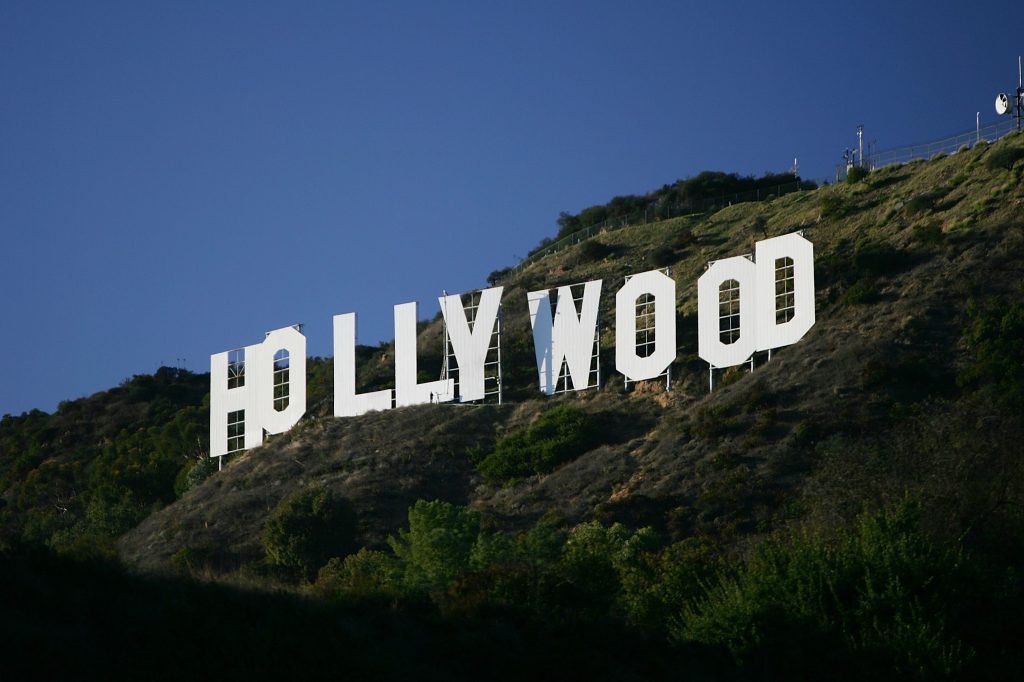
674,500,972,676
958,298,1024,407
672,227,696,249
313,548,403,600
846,166,869,183
174,456,217,497
985,145,1024,171
819,194,849,219
575,239,611,264
261,486,358,580
476,405,599,484
486,266,513,286
647,246,675,267
387,499,481,593
852,238,912,276
904,192,939,216
841,281,880,305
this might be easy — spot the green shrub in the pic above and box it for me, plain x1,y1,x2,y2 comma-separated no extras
674,501,972,676
559,522,659,618
387,499,481,593
476,405,598,483
486,266,513,285
48,528,118,562
904,192,939,216
575,239,610,264
672,227,696,249
261,486,358,581
852,238,911,276
647,246,675,267
617,537,717,631
792,419,821,446
312,548,402,600
749,216,768,239
84,484,148,537
692,404,729,439
173,457,217,497
958,298,1024,407
841,281,880,305
846,166,869,183
820,194,849,219
984,145,1024,171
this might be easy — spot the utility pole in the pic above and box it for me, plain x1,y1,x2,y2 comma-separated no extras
1018,56,1023,130
856,125,864,167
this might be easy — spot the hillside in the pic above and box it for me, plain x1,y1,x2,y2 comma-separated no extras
4,135,1024,678
120,135,1024,571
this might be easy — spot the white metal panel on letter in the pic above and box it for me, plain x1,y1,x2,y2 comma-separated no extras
439,286,503,402
697,257,757,368
527,280,602,395
615,270,677,382
333,313,393,417
754,233,815,351
394,301,454,407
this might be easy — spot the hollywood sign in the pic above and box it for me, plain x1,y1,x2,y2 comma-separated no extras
210,232,814,460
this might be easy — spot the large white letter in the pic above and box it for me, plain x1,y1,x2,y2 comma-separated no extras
210,342,262,458
258,325,307,436
210,325,308,458
439,286,503,402
394,301,454,407
698,257,757,368
333,313,393,417
527,280,602,395
754,232,815,351
615,270,677,382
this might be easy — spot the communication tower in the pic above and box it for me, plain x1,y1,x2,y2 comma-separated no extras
994,57,1024,130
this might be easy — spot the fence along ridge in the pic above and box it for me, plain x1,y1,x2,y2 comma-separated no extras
503,119,1022,283
838,118,1018,180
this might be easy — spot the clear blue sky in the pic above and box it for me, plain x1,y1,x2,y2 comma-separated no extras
1,0,1020,416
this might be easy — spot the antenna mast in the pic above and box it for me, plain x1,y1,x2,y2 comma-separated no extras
992,57,1023,130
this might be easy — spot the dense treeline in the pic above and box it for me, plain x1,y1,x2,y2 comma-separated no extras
0,368,211,557
7,486,1020,680
165,471,1023,680
0,355,373,557
340,496,1017,679
551,171,815,241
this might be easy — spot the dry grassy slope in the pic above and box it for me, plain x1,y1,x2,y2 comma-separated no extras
120,134,1024,573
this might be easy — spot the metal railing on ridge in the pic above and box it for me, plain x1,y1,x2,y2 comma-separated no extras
836,118,1019,181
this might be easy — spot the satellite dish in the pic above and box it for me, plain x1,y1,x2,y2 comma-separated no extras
996,92,1011,115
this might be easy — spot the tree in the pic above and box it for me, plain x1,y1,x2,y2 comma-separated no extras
261,486,357,580
387,499,481,592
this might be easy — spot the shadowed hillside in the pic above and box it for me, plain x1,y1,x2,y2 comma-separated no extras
4,134,1024,678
